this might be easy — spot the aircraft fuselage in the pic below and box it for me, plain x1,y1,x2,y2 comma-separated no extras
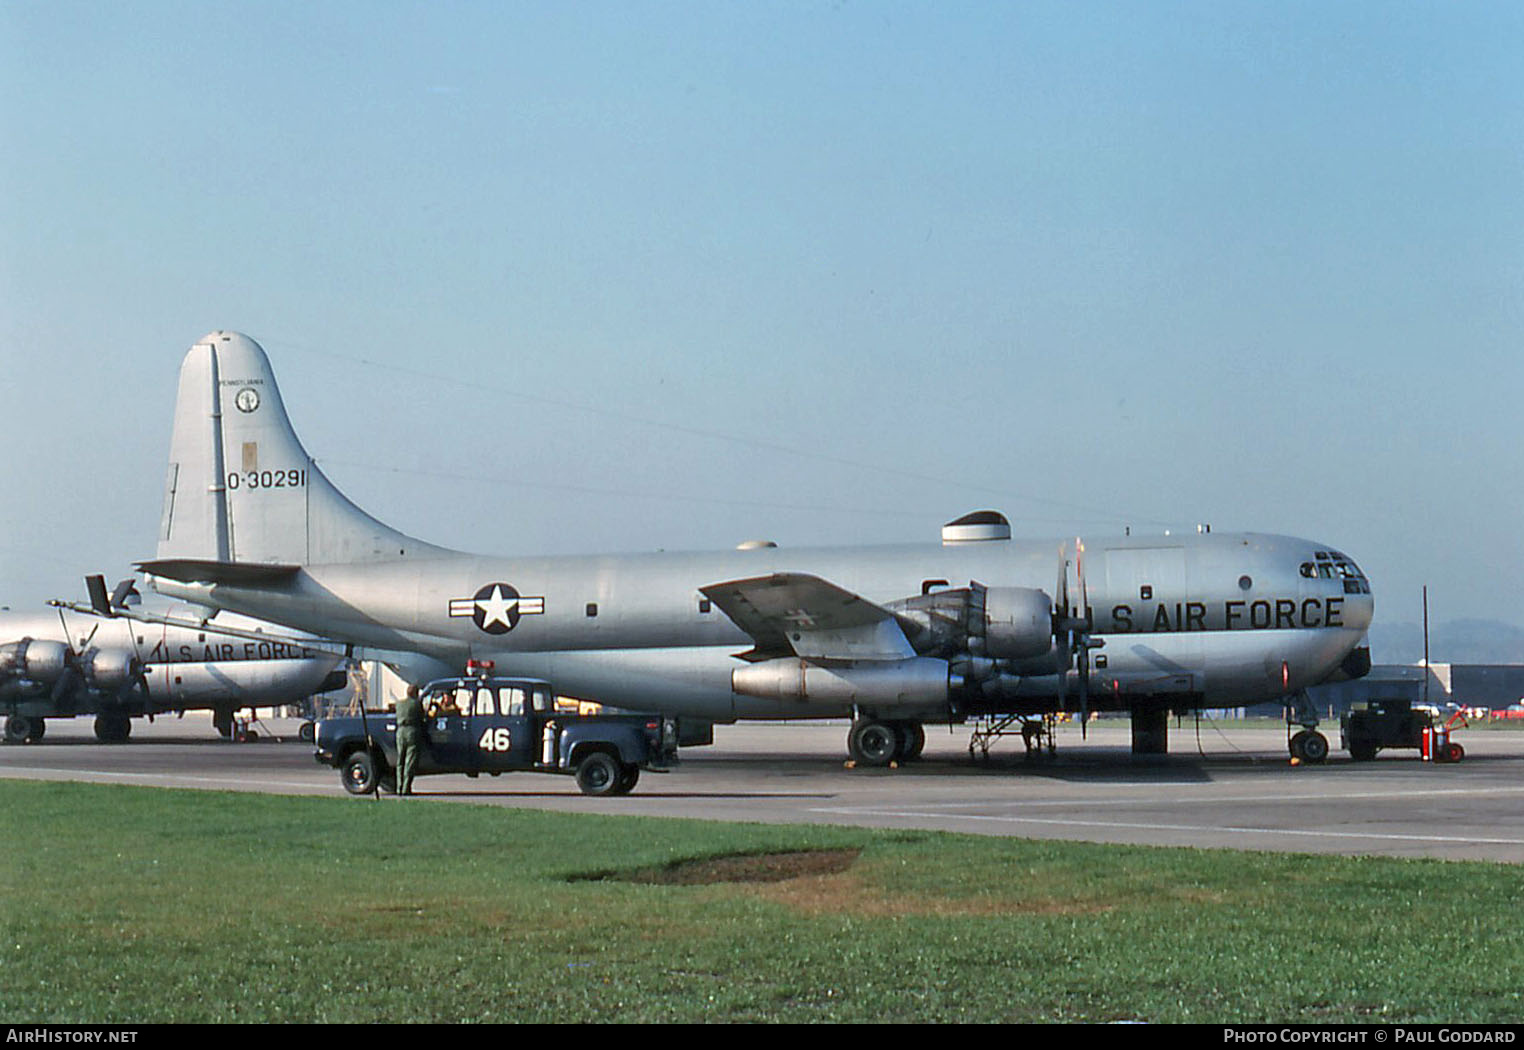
150,529,1372,723
0,606,343,716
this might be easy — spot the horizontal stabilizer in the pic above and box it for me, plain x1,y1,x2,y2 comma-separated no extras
136,559,302,586
700,573,915,662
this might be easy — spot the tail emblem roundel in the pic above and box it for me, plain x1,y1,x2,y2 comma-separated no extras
449,583,546,635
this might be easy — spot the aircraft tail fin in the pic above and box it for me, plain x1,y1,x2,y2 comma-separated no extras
156,331,447,567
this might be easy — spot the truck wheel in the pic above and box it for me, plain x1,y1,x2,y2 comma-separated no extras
1349,741,1377,761
341,751,379,795
1444,742,1464,763
575,752,621,796
613,765,640,795
5,716,37,744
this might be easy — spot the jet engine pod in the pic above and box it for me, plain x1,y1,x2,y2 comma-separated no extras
732,657,949,709
0,638,72,683
982,587,1056,660
82,648,140,692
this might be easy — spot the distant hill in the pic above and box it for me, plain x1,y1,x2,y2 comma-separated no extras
1368,619,1524,666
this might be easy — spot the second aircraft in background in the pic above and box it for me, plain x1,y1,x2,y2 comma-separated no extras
2,577,346,743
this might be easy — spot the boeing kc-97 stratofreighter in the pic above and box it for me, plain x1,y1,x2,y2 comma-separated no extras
139,332,1372,764
2,576,346,743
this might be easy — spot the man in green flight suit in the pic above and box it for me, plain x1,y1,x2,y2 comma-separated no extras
395,684,427,796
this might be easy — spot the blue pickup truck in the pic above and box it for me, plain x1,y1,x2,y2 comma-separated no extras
314,673,678,796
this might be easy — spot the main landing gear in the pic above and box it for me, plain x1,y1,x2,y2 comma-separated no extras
94,713,131,743
847,718,925,767
4,715,45,744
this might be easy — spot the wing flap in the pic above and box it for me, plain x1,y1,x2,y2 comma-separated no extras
699,573,915,662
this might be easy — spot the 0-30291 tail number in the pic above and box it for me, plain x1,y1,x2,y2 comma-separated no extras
226,469,308,490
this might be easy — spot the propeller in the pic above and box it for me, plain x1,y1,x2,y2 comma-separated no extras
45,576,150,714
45,602,101,710
1053,539,1103,737
100,576,152,715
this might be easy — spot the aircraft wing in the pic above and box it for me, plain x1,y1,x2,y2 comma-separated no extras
699,573,916,662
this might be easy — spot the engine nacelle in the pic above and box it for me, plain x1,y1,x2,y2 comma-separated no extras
981,587,1054,660
889,584,1053,662
82,648,139,692
732,657,950,709
0,638,71,683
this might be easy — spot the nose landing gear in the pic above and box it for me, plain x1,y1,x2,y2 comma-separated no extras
1285,690,1329,764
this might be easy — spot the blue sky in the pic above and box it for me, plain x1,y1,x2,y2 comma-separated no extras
2,2,1522,639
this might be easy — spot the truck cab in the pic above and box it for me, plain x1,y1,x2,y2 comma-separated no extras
315,671,679,796
419,677,558,773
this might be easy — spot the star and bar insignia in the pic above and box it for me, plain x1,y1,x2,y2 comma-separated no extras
449,583,545,635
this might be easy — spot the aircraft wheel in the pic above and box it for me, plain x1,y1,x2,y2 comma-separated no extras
341,751,379,795
1290,730,1328,764
94,714,131,744
848,720,899,767
1301,731,1329,763
575,751,621,796
895,722,926,762
5,716,39,744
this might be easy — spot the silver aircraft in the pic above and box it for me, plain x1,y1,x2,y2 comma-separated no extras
141,332,1373,764
1,577,346,743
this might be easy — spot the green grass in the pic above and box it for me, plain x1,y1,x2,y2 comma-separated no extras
2,780,1521,1023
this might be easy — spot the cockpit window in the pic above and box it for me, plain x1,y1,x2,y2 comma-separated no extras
1301,552,1369,593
